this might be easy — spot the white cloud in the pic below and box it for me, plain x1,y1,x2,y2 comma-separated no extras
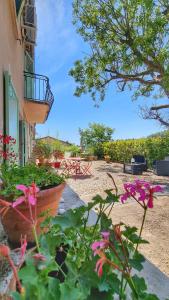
35,0,78,74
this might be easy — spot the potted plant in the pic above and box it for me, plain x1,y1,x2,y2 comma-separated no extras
1,176,162,299
0,163,65,245
104,155,111,163
32,141,53,164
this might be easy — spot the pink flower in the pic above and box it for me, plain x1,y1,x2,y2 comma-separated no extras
121,180,164,209
15,183,39,206
12,196,25,208
95,257,106,277
101,232,110,240
16,185,28,193
91,233,110,256
91,241,106,253
32,253,46,262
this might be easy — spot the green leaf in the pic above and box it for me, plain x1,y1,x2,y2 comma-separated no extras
123,226,149,245
100,213,112,230
19,264,38,285
51,207,85,230
129,252,145,271
60,282,85,300
87,288,112,300
48,277,61,300
11,292,21,300
132,275,147,294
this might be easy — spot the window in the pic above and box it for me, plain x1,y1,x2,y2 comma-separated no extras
15,0,23,15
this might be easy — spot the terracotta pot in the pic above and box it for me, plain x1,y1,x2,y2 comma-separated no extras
38,157,45,164
1,183,66,244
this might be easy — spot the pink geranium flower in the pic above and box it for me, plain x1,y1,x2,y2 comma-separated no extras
91,241,107,253
33,253,46,262
95,257,106,277
120,179,164,209
101,231,110,240
91,232,110,257
13,183,39,207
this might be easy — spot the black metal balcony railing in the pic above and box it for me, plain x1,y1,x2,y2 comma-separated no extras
24,72,54,119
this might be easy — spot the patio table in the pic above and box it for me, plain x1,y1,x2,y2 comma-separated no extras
62,157,92,177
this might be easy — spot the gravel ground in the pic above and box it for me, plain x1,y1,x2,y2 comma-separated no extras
67,160,169,276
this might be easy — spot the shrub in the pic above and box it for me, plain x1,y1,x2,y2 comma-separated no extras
103,131,169,166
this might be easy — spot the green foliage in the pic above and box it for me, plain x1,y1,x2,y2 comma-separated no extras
80,123,114,158
51,140,67,154
66,144,81,157
12,190,159,300
103,131,169,166
70,0,169,107
0,163,65,200
33,141,53,159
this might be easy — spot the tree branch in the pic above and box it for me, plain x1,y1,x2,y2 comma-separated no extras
151,104,169,111
141,107,169,128
104,69,160,86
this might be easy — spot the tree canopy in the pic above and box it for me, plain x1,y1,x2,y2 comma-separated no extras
80,123,114,157
70,0,169,126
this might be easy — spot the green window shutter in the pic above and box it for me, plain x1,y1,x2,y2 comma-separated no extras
4,71,19,163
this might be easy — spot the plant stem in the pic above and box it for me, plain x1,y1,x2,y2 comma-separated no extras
122,207,148,296
120,274,124,300
107,203,114,218
8,255,22,293
32,225,40,253
126,275,138,299
135,207,147,252
55,261,67,278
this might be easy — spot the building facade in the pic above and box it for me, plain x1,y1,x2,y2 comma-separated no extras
0,0,54,165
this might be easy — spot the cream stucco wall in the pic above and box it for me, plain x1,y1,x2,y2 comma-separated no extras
0,0,24,131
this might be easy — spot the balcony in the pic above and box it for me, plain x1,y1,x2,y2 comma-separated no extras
24,72,54,124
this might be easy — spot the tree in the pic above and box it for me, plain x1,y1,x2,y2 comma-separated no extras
70,0,169,127
80,123,114,158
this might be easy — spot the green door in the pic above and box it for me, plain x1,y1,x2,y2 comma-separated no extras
4,72,19,162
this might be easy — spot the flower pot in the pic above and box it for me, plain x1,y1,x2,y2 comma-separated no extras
104,156,111,163
38,157,45,164
1,183,66,245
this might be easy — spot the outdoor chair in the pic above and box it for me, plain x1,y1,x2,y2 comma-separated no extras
153,160,169,176
132,155,148,171
81,161,92,176
123,163,143,175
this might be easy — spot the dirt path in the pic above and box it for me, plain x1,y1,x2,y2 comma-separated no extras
68,160,169,276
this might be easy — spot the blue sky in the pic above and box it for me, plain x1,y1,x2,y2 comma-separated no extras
35,0,163,145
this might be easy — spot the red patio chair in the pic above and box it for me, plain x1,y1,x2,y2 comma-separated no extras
81,161,92,176
61,159,76,176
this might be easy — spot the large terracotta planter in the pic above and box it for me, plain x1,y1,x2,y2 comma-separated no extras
1,183,66,245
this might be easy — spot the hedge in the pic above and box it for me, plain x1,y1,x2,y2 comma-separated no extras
103,131,169,167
